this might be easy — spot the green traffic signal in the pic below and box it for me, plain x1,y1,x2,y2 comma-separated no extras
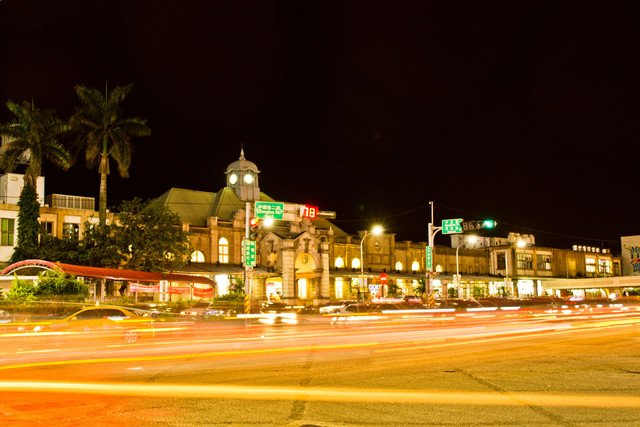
482,219,497,229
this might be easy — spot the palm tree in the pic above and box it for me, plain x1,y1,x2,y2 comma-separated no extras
70,84,151,226
0,100,71,257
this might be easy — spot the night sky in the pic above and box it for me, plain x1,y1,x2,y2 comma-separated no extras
1,1,639,251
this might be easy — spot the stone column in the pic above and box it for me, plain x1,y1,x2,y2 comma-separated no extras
281,240,296,304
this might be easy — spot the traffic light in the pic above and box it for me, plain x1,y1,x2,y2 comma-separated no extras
249,217,260,240
481,219,497,229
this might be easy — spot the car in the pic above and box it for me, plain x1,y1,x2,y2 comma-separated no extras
48,305,155,344
319,300,358,314
259,302,298,324
0,309,12,324
402,295,424,305
180,301,215,317
343,303,372,314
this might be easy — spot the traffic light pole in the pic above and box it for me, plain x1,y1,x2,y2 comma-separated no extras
243,202,252,314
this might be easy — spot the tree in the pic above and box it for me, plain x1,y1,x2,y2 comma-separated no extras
0,100,71,260
112,198,191,271
69,84,151,226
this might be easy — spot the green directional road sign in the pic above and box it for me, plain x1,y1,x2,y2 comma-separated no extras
254,201,285,220
243,240,256,267
425,246,433,271
442,218,463,234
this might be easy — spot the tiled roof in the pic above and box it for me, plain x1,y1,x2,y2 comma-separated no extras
155,188,216,227
157,187,348,236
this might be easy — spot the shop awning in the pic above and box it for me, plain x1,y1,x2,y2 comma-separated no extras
1,259,215,286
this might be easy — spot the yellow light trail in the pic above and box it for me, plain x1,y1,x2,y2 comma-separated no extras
0,380,638,408
0,341,379,371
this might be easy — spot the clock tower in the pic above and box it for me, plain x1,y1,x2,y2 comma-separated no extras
225,149,260,202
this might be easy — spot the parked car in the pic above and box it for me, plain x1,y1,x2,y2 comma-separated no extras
319,300,358,314
180,301,217,318
343,303,372,314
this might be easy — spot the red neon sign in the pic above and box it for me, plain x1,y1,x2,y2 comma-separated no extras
300,205,319,219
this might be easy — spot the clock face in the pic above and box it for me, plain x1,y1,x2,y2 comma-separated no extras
243,174,254,184
229,173,238,184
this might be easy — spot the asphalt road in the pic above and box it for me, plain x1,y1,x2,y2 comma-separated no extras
1,308,639,426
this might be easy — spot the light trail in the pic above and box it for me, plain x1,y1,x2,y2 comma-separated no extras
0,380,638,408
0,341,380,371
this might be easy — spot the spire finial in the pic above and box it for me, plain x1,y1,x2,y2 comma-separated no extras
239,145,245,160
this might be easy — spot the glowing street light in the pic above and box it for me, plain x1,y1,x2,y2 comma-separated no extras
359,225,383,300
455,235,478,299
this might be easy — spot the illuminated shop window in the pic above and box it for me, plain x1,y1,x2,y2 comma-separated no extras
335,257,345,268
218,237,229,264
585,257,596,273
395,261,403,271
351,258,361,269
411,261,420,272
191,250,205,263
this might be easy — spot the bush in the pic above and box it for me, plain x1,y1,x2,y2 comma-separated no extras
35,270,89,300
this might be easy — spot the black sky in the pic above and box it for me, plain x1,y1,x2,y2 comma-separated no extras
1,1,639,251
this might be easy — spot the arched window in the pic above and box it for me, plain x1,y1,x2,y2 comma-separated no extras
218,237,229,264
335,257,345,268
191,250,205,263
435,264,443,273
411,261,420,272
351,258,361,269
395,261,403,271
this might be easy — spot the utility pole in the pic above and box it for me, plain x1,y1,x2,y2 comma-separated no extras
426,201,442,306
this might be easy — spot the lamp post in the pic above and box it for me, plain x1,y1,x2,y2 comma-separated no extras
360,225,383,301
455,236,478,299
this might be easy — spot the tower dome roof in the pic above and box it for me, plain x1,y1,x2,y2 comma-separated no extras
225,149,260,173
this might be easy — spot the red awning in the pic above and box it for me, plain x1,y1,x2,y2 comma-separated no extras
1,259,215,286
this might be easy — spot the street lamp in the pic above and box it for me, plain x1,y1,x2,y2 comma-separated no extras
455,235,478,299
359,225,383,300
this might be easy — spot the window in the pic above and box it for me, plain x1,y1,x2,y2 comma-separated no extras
334,257,345,268
1,218,15,246
297,278,307,299
395,261,403,271
497,252,506,270
411,261,420,272
598,259,611,275
335,278,344,299
585,257,596,273
351,258,361,269
516,252,533,269
63,222,79,240
218,237,229,263
536,254,552,271
191,250,205,263
40,221,54,236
